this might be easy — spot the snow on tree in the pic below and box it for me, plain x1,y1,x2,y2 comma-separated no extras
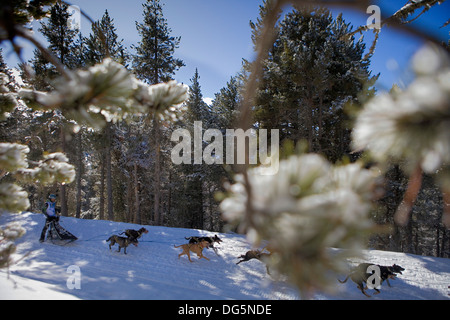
0,1,188,269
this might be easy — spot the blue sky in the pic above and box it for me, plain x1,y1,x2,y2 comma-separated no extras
1,0,449,101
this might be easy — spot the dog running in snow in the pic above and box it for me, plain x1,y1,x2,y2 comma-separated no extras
120,227,149,241
236,249,271,265
106,235,138,254
339,263,405,297
185,235,222,255
236,248,272,274
174,240,210,262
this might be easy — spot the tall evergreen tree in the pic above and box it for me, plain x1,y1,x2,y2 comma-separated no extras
25,2,81,216
82,9,129,222
132,0,184,226
132,0,184,84
186,68,209,121
36,2,79,66
181,69,207,229
0,48,16,92
250,5,377,162
170,69,228,230
211,76,242,129
84,9,128,66
28,2,79,90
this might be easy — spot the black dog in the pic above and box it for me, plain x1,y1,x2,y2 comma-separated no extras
379,264,404,287
120,227,149,241
339,263,404,297
185,235,223,255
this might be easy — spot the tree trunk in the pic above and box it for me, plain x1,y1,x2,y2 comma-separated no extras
436,227,441,257
134,161,141,224
153,118,161,225
60,126,68,217
106,123,114,221
99,148,105,220
75,132,82,218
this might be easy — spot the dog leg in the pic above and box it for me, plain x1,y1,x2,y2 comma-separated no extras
386,277,394,287
359,285,371,298
212,246,220,256
266,265,271,275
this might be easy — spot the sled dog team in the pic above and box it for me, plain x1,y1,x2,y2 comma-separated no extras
106,229,223,258
107,228,405,297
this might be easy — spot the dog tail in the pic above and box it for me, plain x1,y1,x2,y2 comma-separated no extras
174,244,182,248
106,236,112,242
184,237,192,240
338,275,350,284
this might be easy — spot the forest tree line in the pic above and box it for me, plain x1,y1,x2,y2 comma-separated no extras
0,0,448,257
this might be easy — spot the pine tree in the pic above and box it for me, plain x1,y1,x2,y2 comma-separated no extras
0,48,17,92
250,5,376,162
211,76,242,129
82,9,129,222
0,0,57,47
27,2,79,90
186,69,209,120
169,69,227,230
180,69,208,229
37,2,79,68
132,0,184,84
83,9,128,66
24,2,81,216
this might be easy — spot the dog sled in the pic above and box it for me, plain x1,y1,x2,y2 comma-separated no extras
47,220,78,244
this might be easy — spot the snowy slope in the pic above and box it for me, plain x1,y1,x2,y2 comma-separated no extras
1,212,449,300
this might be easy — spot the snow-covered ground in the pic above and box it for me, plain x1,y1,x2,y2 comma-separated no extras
1,212,449,300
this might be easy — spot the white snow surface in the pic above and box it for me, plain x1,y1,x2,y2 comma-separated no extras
1,212,449,300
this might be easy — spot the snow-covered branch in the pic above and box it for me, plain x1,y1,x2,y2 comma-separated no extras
19,59,188,130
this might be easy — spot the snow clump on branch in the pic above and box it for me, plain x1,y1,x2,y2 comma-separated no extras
19,58,188,129
352,45,450,227
133,80,188,122
220,154,382,296
353,45,450,176
0,143,75,213
0,142,29,173
15,152,76,186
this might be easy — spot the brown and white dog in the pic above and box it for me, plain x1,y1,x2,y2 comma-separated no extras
185,235,222,255
174,240,210,262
